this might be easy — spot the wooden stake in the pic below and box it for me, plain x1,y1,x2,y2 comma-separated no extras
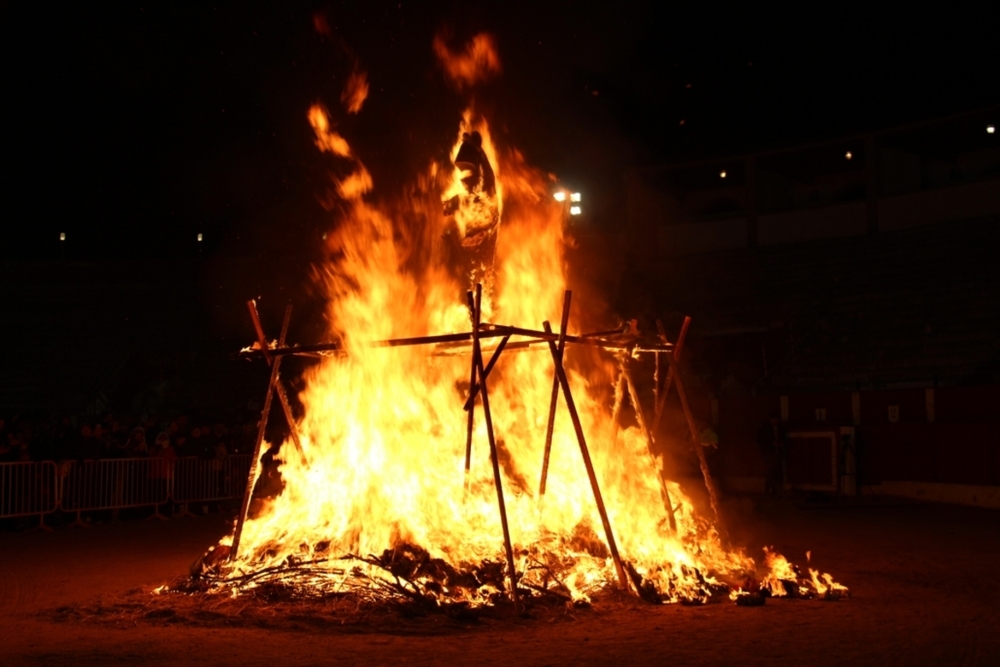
463,335,511,411
542,320,631,593
233,325,671,361
621,360,677,534
653,349,661,422
653,316,691,433
231,302,292,561
538,290,572,497
663,352,723,527
246,300,273,366
608,365,625,446
463,294,479,492
273,381,307,466
247,301,307,465
467,285,520,611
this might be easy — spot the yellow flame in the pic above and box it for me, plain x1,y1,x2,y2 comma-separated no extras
308,105,351,157
214,38,843,608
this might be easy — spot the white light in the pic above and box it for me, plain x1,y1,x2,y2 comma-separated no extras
569,206,582,215
196,233,203,242
553,191,566,202
570,192,581,202
59,232,66,241
719,170,727,178
845,151,853,160
989,125,996,134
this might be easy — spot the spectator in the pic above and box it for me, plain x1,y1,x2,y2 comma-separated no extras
13,429,32,462
212,435,229,496
0,432,15,463
91,423,110,459
125,427,149,457
185,426,208,459
106,420,129,457
74,424,102,461
149,431,177,511
237,421,257,455
173,429,190,457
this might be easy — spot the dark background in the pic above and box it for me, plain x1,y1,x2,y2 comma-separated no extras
3,2,999,261
2,2,1000,416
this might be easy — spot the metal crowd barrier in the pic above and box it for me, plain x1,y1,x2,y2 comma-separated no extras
174,454,252,504
0,461,57,519
0,455,253,524
60,458,170,513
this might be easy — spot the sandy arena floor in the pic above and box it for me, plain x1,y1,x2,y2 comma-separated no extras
1,497,998,666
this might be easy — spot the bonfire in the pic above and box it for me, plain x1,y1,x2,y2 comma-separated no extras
175,31,846,615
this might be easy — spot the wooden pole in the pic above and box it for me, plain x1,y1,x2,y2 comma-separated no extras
463,292,479,492
463,335,511,411
247,302,307,465
538,290,572,497
246,300,273,366
272,381,307,465
231,302,292,561
542,320,631,593
467,286,520,611
653,316,691,433
653,349,661,423
663,352,723,527
233,326,671,360
621,360,677,534
608,365,625,446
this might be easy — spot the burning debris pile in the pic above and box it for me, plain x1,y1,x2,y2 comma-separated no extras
171,31,846,615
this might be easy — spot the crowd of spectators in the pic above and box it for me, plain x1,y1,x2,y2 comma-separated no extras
0,412,260,465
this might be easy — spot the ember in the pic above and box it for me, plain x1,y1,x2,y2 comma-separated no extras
177,32,846,614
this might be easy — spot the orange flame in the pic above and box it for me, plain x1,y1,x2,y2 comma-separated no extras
341,70,369,114
307,105,351,157
760,547,848,599
433,32,502,89
212,36,843,609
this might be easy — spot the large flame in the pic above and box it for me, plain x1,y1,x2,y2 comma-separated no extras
213,34,842,607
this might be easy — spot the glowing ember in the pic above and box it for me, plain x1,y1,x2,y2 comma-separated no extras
190,32,845,610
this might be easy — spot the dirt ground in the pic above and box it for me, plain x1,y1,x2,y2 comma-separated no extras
1,497,998,666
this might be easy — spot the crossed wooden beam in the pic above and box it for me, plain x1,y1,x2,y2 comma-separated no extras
230,301,307,561
228,290,720,610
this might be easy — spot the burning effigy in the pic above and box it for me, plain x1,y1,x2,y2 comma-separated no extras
174,32,846,615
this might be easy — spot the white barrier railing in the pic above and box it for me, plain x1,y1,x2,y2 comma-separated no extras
173,455,252,503
0,456,255,521
0,461,58,518
59,458,170,512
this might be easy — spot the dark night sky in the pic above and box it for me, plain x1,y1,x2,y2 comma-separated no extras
2,2,999,261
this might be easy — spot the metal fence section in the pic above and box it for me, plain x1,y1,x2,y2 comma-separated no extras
173,455,252,503
59,458,170,512
0,456,252,521
0,461,58,518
